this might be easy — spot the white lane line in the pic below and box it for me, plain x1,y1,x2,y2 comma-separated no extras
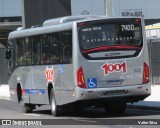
23,113,41,117
73,119,96,123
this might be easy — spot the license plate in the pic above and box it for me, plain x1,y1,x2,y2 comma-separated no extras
103,90,126,95
106,79,124,86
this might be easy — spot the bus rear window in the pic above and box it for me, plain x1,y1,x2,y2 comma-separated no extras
78,20,142,51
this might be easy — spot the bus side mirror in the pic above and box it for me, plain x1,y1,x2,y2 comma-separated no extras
6,49,11,59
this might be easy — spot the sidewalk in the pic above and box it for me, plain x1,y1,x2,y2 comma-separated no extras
0,84,160,110
128,85,160,110
0,84,10,100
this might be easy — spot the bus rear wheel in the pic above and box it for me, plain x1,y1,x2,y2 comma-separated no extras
23,103,35,113
50,88,59,117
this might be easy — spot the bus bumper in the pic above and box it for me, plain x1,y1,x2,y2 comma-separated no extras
74,83,151,103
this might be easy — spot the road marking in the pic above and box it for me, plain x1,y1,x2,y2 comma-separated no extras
23,113,40,117
73,119,96,123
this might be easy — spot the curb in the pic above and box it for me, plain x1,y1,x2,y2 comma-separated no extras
0,96,10,100
127,104,160,111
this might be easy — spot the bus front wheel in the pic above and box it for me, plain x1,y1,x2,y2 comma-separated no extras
50,88,59,117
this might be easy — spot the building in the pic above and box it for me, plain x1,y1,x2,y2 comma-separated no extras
0,0,21,48
22,0,71,28
71,0,106,16
108,0,160,25
146,23,160,38
0,0,22,84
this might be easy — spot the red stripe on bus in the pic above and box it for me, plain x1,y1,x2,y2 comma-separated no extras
82,45,141,54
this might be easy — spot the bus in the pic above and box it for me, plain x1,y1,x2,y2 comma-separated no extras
6,15,151,116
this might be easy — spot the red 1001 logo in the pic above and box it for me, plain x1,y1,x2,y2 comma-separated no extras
101,61,127,76
45,66,54,84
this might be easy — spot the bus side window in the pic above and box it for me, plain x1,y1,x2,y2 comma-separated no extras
63,45,72,63
23,38,31,65
61,31,72,63
16,38,26,66
31,36,41,65
50,33,60,64
41,35,50,64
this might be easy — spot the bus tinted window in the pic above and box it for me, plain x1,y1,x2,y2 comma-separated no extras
16,38,31,65
49,33,60,64
79,21,142,50
41,35,50,64
61,31,72,63
32,36,41,65
14,30,72,66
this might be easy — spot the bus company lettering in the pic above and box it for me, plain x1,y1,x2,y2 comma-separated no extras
101,61,127,76
45,66,54,84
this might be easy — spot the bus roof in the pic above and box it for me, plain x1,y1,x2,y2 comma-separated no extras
8,21,73,39
43,15,101,26
8,15,142,40
8,15,105,39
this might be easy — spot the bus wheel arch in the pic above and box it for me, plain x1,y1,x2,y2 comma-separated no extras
17,83,22,103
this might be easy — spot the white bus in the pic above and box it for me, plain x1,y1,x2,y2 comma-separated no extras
6,15,151,116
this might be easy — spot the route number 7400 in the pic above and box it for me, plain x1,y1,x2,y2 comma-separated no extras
121,24,134,31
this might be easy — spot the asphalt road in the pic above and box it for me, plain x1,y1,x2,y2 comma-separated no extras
0,99,160,127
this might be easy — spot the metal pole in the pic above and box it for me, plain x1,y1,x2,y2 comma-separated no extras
106,0,113,17
21,0,25,28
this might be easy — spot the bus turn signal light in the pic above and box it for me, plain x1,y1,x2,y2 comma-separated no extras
77,67,87,88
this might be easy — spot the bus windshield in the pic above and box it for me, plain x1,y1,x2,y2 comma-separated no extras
78,19,142,53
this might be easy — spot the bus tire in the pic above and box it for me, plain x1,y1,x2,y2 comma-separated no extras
17,85,22,103
50,88,59,117
22,103,33,113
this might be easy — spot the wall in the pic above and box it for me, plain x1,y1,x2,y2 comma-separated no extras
112,0,160,19
71,0,105,16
